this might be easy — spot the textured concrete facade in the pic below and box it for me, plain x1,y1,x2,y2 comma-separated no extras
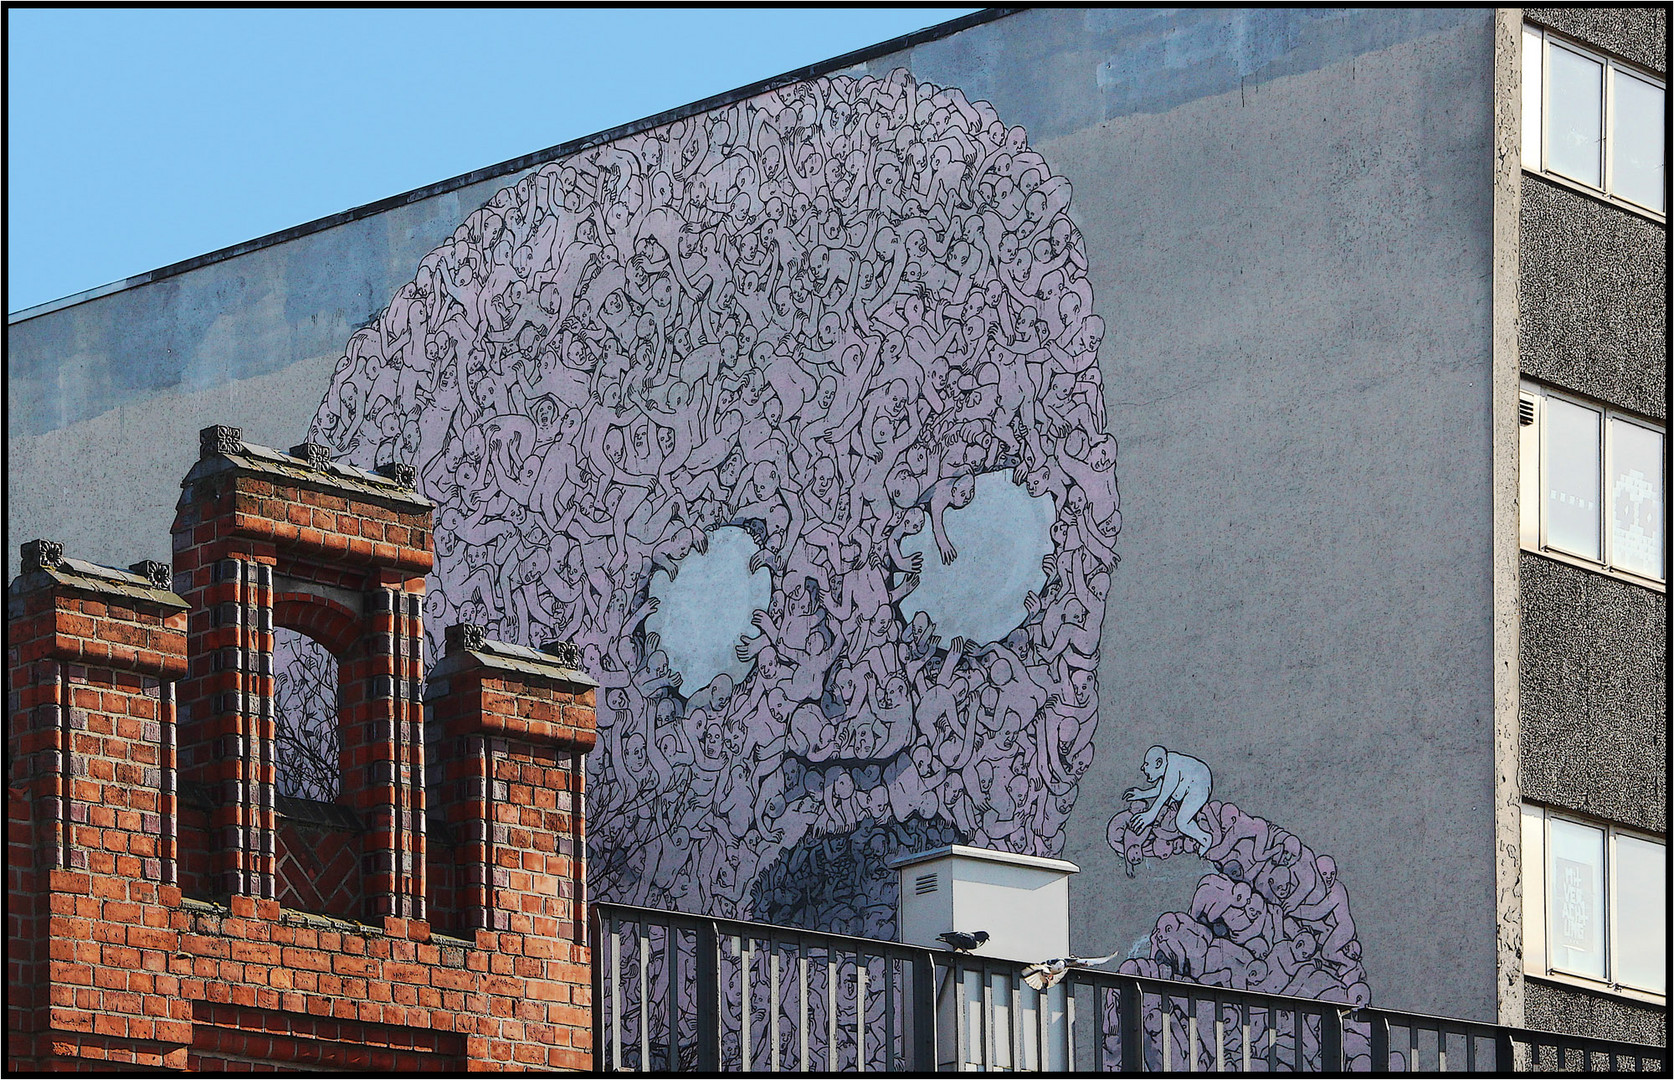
1524,978,1668,1051
1514,3,1668,1049
1524,5,1668,75
1518,554,1667,835
1519,175,1668,421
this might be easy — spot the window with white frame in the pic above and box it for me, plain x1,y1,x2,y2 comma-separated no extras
1522,805,1666,999
1523,24,1667,216
1519,380,1666,586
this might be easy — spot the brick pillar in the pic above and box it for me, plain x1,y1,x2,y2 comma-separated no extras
172,426,432,921
428,625,597,1067
343,584,428,919
6,540,192,1071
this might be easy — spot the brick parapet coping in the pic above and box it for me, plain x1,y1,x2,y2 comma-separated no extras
8,431,598,1072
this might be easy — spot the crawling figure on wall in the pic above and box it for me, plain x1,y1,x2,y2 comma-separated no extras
1121,744,1213,856
1105,749,1374,1070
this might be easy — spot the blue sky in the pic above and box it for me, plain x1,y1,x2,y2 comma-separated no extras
5,8,978,313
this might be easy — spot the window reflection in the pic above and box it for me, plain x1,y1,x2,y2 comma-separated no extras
1547,45,1603,186
1522,27,1544,171
1544,396,1601,561
1613,834,1667,995
1611,69,1666,212
1523,26,1665,217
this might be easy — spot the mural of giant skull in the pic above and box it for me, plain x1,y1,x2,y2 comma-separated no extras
302,69,1120,931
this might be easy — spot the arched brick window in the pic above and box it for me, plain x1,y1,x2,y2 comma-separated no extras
271,626,341,801
173,428,434,919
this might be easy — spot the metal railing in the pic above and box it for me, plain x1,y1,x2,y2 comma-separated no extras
592,902,935,1072
592,903,1668,1073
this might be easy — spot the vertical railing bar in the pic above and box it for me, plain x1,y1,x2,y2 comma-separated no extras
982,963,994,1071
955,961,969,1073
1214,1011,1225,1074
695,920,721,1072
736,936,750,1073
639,925,650,1070
590,908,605,1073
1165,991,1178,1071
610,924,623,1071
1188,1005,1198,1072
1437,1023,1447,1073
799,952,810,1073
1265,1007,1276,1072
911,950,936,1072
1465,1026,1475,1073
827,951,838,1072
1117,980,1140,1073
771,945,781,1073
1241,1001,1251,1073
1034,982,1047,1073
664,918,679,1073
1090,982,1105,1073
885,954,897,1073
1009,968,1021,1073
1493,1027,1513,1076
1064,980,1076,1072
856,956,867,1072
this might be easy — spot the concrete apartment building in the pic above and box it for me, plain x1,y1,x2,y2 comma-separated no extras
1510,8,1666,1048
7,7,1666,1069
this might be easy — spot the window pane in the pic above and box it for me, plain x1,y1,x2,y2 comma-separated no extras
1545,397,1601,560
1521,806,1548,971
1611,69,1666,212
1610,419,1665,580
1547,818,1606,980
1523,27,1544,170
1613,834,1667,994
1548,45,1604,186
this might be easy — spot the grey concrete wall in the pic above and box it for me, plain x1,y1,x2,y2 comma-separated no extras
8,7,1507,1024
1070,14,1499,1022
861,7,1503,1021
1525,978,1667,1047
6,173,523,577
1519,175,1668,421
1524,6,1667,75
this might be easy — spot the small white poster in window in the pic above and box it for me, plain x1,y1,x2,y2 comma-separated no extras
1554,856,1593,947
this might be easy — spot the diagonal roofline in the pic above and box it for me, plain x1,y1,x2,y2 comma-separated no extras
8,7,1020,325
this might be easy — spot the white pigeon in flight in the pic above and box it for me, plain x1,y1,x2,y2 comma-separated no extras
1021,952,1120,991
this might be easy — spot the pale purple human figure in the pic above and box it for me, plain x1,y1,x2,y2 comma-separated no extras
1124,745,1214,855
1290,855,1357,968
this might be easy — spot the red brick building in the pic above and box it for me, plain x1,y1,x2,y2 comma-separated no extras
7,427,598,1071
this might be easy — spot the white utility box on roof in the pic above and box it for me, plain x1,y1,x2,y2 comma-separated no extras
890,845,1079,964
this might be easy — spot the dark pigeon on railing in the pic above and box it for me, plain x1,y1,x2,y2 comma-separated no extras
1021,952,1119,990
937,930,990,952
